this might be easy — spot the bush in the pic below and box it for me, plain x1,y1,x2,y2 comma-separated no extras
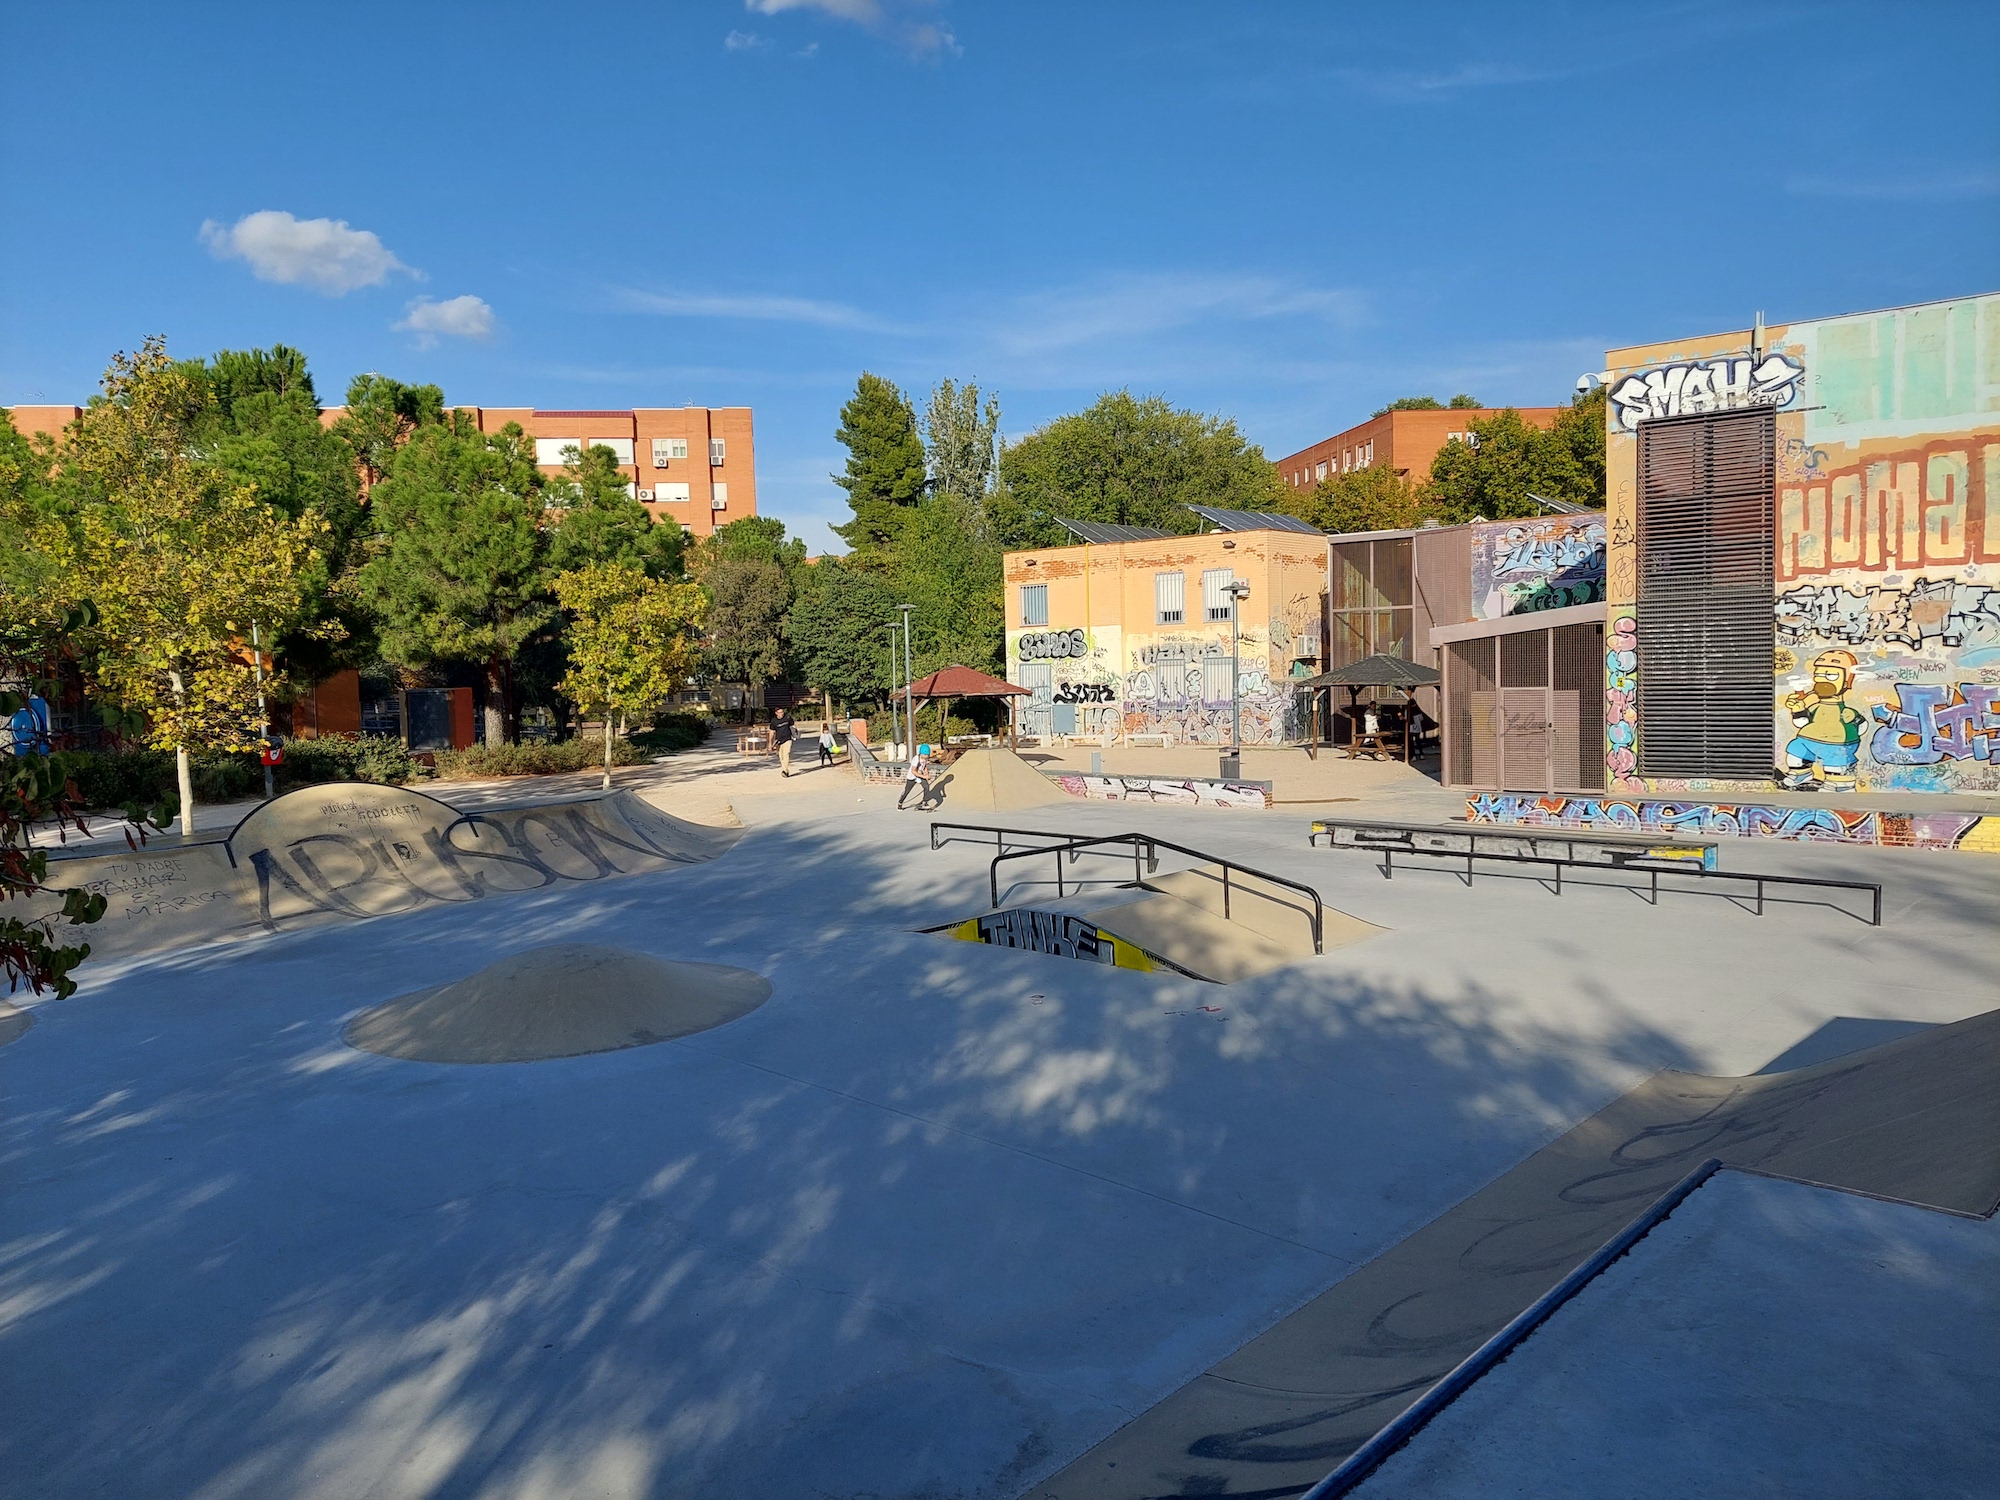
272,734,419,790
431,733,651,781
862,709,981,747
631,711,714,755
62,734,422,811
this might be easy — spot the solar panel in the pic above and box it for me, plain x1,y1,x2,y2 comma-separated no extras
1185,505,1325,535
1052,519,1172,544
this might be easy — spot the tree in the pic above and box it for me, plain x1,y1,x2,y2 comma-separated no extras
785,558,899,711
1424,388,1606,523
1376,395,1445,413
702,556,792,718
333,373,445,493
831,373,927,559
53,339,326,837
992,391,1284,549
1278,462,1425,535
894,493,1003,678
358,418,551,745
1448,393,1482,409
546,443,685,579
923,378,1000,499
553,562,705,787
695,515,807,574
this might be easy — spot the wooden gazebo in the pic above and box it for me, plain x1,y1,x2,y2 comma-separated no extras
1297,654,1442,761
903,665,1031,750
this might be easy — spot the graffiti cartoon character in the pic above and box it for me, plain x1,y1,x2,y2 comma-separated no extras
1778,649,1864,792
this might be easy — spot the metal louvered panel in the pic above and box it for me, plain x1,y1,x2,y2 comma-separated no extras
1637,410,1775,780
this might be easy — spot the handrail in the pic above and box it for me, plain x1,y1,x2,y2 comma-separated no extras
933,823,1327,954
1355,842,1882,926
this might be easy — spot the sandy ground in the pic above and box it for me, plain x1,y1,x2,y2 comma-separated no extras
4,742,1996,1499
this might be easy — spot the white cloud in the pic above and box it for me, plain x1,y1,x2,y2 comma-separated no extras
744,0,957,58
723,29,768,49
616,285,913,334
198,210,415,295
394,295,497,346
1784,168,2000,202
993,273,1369,360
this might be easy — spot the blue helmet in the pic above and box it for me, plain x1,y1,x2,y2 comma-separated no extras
918,743,933,756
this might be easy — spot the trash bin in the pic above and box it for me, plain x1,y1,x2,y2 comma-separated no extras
1219,750,1241,781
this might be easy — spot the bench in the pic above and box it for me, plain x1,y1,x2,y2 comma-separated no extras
846,734,905,783
1126,732,1174,748
947,734,994,749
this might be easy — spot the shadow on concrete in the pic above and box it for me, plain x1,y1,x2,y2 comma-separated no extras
1756,1015,1939,1073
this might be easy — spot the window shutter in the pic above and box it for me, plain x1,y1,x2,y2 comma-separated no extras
1155,571,1185,623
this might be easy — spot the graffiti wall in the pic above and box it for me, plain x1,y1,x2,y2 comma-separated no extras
1051,774,1274,810
1604,293,2000,795
937,910,1159,971
1470,515,1607,619
1004,532,1327,745
1468,792,2000,854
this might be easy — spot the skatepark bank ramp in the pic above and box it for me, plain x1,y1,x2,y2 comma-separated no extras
29,782,739,962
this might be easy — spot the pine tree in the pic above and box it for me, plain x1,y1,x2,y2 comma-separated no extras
831,372,926,559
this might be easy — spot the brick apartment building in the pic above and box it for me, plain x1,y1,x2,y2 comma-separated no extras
1275,405,1561,492
5,402,756,538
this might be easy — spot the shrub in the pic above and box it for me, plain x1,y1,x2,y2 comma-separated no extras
431,733,650,781
631,712,714,755
272,734,419,790
63,733,423,811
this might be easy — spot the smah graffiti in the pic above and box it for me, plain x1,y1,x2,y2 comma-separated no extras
1776,579,2000,651
1609,354,1805,432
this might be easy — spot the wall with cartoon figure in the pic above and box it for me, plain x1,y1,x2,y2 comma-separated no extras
1603,292,2000,796
1003,530,1326,744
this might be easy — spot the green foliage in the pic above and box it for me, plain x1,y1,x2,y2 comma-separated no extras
358,420,552,738
64,734,421,808
895,493,1003,677
831,372,927,557
546,443,685,578
552,561,706,725
1424,388,1606,523
1372,393,1483,415
1448,393,1482,409
701,554,792,698
923,377,999,499
333,373,445,490
431,734,649,780
701,515,807,571
630,712,712,754
785,557,900,708
1278,462,1425,535
992,391,1283,549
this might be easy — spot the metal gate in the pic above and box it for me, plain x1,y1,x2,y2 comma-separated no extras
1018,662,1053,737
1445,621,1606,792
1637,409,1776,779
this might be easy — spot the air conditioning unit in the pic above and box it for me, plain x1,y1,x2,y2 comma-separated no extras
637,489,654,501
711,497,727,510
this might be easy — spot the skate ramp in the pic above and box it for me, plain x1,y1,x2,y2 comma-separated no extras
924,748,1069,812
1036,1004,2000,1497
344,943,771,1064
0,999,32,1047
24,783,739,963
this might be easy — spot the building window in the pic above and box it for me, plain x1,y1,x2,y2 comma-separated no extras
1201,657,1233,704
534,438,583,466
658,482,691,504
652,438,688,466
1364,439,1375,465
1315,461,1328,481
1155,571,1185,624
709,438,726,466
1202,568,1236,622
711,484,728,510
588,437,634,463
1021,583,1048,626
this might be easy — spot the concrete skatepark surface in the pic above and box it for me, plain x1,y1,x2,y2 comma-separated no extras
3,756,1996,1499
922,747,1072,813
1350,1171,2000,1499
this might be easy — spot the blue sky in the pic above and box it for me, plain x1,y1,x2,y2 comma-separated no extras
4,1,1996,550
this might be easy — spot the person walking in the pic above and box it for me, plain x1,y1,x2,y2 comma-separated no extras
897,743,935,810
772,706,796,777
817,724,836,768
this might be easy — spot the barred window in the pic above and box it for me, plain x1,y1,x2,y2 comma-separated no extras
1202,568,1235,622
1155,571,1185,624
1021,583,1048,626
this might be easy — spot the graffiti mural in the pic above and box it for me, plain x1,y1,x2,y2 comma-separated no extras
1052,682,1115,704
1604,614,1641,791
1777,649,1866,791
1053,774,1273,810
1775,579,2000,651
1871,683,2000,765
1777,439,1999,583
1018,628,1088,660
1468,793,2000,854
939,910,1158,971
1608,354,1805,433
1472,516,1607,619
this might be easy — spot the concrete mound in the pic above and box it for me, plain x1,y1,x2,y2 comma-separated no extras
0,999,33,1048
924,748,1069,812
344,942,771,1064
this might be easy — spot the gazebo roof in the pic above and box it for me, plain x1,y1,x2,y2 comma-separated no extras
1298,654,1442,689
906,665,1030,700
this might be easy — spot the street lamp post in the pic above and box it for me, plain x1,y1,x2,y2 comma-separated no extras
881,623,902,755
1224,579,1253,780
898,603,915,754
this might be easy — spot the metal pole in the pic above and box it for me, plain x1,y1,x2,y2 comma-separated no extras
882,624,900,756
899,604,915,755
1230,593,1241,754
250,620,273,800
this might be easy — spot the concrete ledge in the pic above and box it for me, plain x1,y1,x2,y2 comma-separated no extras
1468,791,2000,853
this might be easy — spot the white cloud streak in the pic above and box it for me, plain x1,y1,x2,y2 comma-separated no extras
744,0,957,58
1784,168,2000,202
616,286,913,334
395,295,498,346
198,210,416,295
723,29,768,50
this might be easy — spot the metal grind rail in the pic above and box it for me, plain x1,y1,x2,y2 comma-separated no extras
1354,841,1883,927
929,820,1327,954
